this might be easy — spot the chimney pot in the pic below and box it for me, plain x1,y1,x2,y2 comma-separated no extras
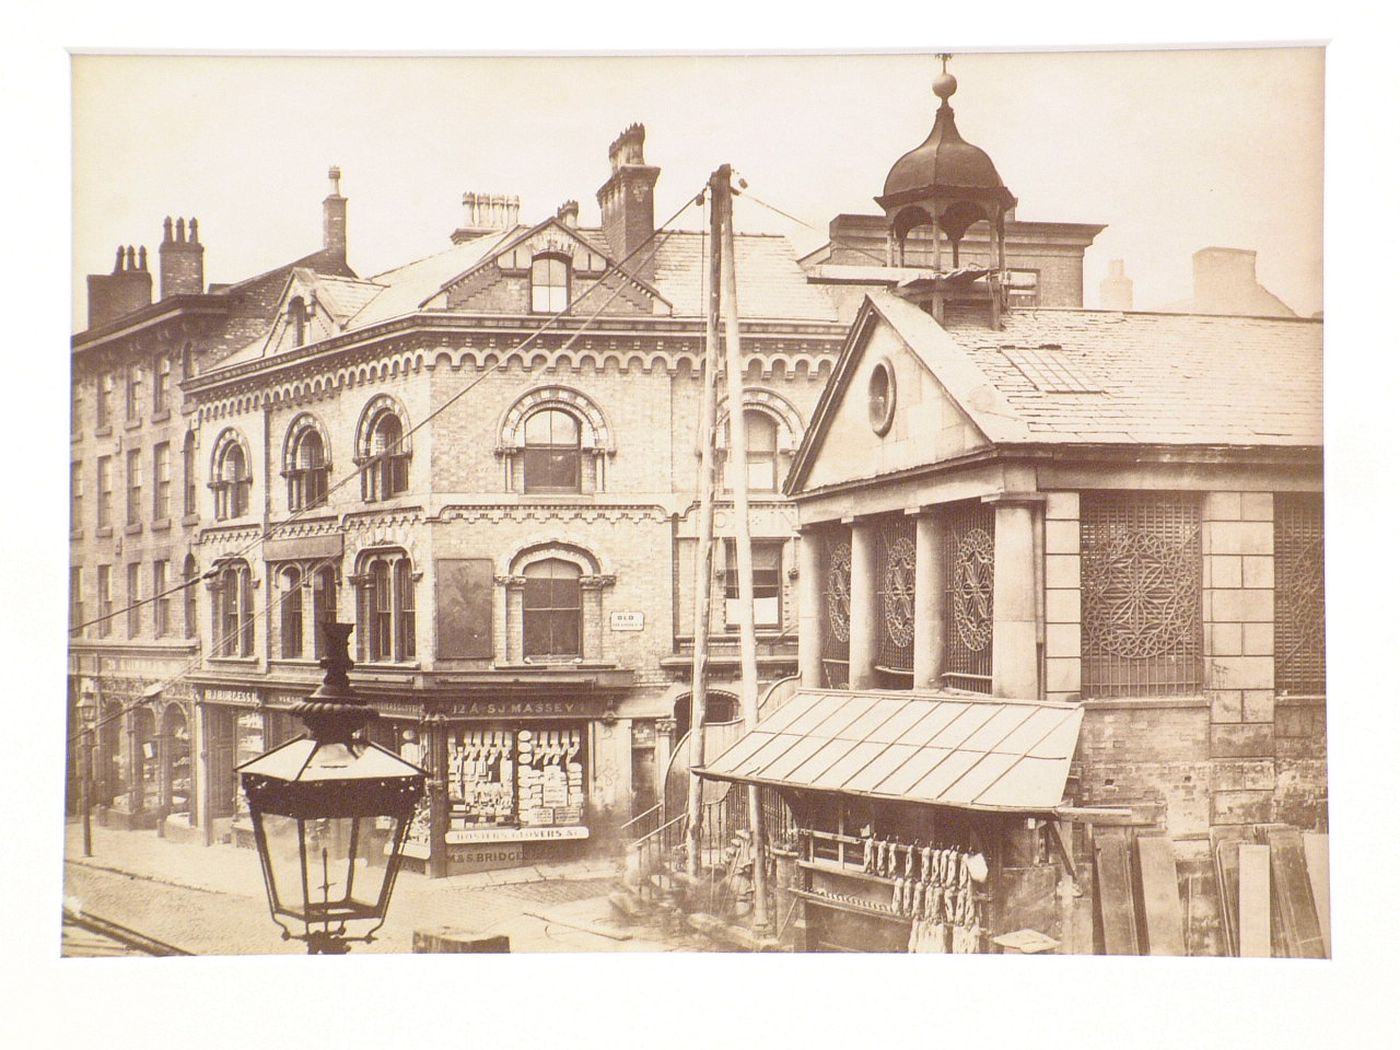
1099,258,1133,311
323,169,348,257
163,217,173,243
189,217,199,243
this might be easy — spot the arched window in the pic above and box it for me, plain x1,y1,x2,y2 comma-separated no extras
356,551,415,663
285,419,329,510
213,560,253,657
211,432,251,520
522,558,582,658
530,254,570,314
729,409,779,493
312,566,337,659
522,409,581,493
358,401,410,502
182,554,198,639
279,566,303,658
288,296,307,348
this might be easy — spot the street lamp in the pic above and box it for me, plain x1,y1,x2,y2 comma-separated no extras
76,689,97,858
237,622,426,954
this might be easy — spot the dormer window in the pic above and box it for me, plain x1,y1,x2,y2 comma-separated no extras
531,253,570,314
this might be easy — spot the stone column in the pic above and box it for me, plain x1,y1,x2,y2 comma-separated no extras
913,510,945,690
126,713,144,818
580,575,615,661
425,712,450,879
499,576,525,663
797,528,823,688
849,519,879,690
987,493,1044,700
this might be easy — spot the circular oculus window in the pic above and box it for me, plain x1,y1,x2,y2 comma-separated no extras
868,358,896,436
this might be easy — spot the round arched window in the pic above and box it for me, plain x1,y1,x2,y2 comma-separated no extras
868,358,896,436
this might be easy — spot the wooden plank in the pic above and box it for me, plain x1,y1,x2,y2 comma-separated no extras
1136,835,1186,956
1253,823,1291,958
1267,827,1326,959
1211,826,1251,956
1094,827,1139,956
1302,832,1331,958
1237,844,1272,958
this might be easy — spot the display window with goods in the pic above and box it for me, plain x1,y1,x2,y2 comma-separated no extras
444,722,589,839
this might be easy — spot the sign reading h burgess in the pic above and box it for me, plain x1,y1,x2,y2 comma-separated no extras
203,687,261,708
446,826,590,844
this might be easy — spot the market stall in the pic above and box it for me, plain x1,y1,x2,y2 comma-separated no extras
700,688,1083,952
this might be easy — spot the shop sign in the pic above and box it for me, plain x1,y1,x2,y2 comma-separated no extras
446,826,590,844
610,611,645,632
204,687,261,708
447,842,525,873
445,699,599,719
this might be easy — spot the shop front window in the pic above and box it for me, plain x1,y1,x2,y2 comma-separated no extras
446,724,588,833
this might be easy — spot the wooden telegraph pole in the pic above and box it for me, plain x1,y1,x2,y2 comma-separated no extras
685,185,723,878
714,164,771,936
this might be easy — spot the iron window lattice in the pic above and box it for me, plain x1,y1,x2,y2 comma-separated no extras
875,514,916,675
941,500,995,693
817,525,851,688
1275,493,1325,696
1081,493,1203,698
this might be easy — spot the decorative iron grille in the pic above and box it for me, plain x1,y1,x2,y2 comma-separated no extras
1275,493,1325,695
816,525,851,688
1081,493,1202,698
875,514,916,675
941,500,995,693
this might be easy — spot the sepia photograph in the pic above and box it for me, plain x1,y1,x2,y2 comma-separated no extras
58,45,1332,963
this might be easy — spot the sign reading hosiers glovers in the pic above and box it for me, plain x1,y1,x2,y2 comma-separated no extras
446,826,590,844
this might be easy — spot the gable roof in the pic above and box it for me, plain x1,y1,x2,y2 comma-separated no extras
342,230,517,329
788,290,1323,494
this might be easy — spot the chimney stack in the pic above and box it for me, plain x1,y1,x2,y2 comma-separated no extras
1193,247,1259,315
159,215,205,298
323,166,347,257
451,192,521,244
1099,258,1134,311
596,123,660,281
556,200,580,229
87,243,152,329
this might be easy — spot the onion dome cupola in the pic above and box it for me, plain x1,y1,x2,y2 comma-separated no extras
875,58,1017,274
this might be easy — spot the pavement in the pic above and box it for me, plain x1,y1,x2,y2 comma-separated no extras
61,820,711,955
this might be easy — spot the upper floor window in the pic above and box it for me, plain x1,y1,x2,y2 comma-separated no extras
126,562,141,637
357,398,411,502
279,566,304,659
211,431,252,520
715,394,803,496
285,417,330,510
1081,492,1203,699
70,461,83,531
126,448,143,526
530,254,570,314
522,409,581,494
97,372,114,430
523,558,582,658
182,554,198,639
723,539,783,629
356,551,415,663
288,297,308,348
213,560,254,657
1275,493,1325,696
154,356,172,415
70,567,83,636
153,559,170,638
125,363,143,422
722,410,781,493
182,431,198,518
96,564,113,638
153,442,171,520
71,382,81,435
312,566,337,658
96,456,113,529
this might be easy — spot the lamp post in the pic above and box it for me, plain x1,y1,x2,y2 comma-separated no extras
237,622,426,954
77,689,97,858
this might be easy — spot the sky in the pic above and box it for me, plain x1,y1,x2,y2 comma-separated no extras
71,48,1324,329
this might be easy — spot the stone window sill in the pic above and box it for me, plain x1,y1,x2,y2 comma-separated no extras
151,409,172,424
97,525,113,538
208,656,259,665
1275,693,1326,706
125,522,143,536
151,518,172,533
125,418,142,431
181,513,200,527
95,426,113,438
1080,695,1209,711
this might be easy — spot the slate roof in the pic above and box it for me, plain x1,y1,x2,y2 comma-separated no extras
701,689,1083,812
344,231,517,328
876,292,1323,447
650,232,839,321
